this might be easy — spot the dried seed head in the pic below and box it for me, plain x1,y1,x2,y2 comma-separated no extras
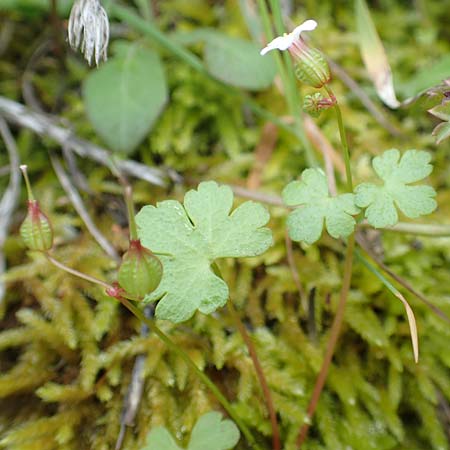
68,0,110,66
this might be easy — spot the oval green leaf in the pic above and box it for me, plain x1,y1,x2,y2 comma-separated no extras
83,42,168,154
204,32,276,90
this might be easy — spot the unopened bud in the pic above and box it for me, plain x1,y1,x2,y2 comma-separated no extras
303,93,335,117
19,166,53,252
118,240,163,298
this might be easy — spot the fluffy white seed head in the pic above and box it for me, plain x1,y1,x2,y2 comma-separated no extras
68,0,110,66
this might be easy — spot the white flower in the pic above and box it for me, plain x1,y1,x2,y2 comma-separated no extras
260,19,317,55
68,0,110,66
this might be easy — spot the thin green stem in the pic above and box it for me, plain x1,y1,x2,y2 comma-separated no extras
360,221,450,237
45,253,111,290
19,165,35,200
296,235,355,448
120,297,262,450
111,1,316,167
227,300,280,450
296,85,356,447
134,0,153,22
324,85,353,191
124,186,138,241
43,252,261,449
257,0,316,166
109,3,207,75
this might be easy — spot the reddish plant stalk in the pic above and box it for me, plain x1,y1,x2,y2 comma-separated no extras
228,301,281,450
296,235,355,447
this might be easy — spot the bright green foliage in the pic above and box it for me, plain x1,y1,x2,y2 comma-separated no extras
136,181,273,322
283,169,359,244
355,149,437,228
2,2,450,450
429,100,450,144
203,32,277,90
83,41,168,154
144,412,240,450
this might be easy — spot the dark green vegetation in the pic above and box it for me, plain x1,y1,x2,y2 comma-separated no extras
0,0,450,449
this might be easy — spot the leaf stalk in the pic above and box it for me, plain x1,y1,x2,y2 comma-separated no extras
227,300,280,450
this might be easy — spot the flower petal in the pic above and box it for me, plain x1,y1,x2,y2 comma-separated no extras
292,19,318,40
260,19,318,55
260,35,294,55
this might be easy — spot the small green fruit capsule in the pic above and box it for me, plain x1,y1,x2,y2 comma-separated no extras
294,47,331,88
20,200,54,251
118,239,163,298
303,93,325,117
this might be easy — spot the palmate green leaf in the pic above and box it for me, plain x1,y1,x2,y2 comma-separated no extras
144,412,240,450
135,181,272,323
83,41,168,154
203,31,277,90
355,149,437,228
282,168,359,245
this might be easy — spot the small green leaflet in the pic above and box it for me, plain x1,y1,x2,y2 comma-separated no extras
282,168,359,245
136,181,272,323
143,412,240,450
355,149,437,228
429,99,450,145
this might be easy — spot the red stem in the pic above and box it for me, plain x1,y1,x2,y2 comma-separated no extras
296,235,355,448
228,301,281,450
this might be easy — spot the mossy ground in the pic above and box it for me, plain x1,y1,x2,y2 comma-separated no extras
0,1,450,449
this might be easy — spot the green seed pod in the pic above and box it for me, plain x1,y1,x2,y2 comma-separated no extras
20,200,54,251
303,93,325,117
118,239,163,298
294,47,331,88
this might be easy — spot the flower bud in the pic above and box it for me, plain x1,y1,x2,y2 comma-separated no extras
19,165,53,252
20,200,54,251
118,240,163,298
293,46,331,88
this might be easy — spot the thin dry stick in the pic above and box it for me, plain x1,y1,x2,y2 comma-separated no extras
50,153,121,263
0,118,21,306
227,300,280,450
327,59,402,137
0,96,171,187
115,305,154,450
296,235,355,447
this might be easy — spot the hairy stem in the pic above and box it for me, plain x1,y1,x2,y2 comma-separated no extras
296,87,355,447
120,297,262,449
324,85,353,191
296,235,355,447
43,252,261,449
124,185,138,241
45,253,112,290
228,300,280,450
